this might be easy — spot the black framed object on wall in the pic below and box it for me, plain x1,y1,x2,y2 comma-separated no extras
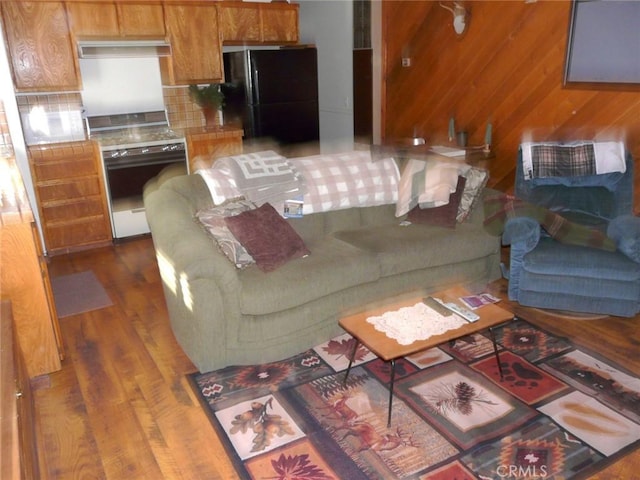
564,0,640,86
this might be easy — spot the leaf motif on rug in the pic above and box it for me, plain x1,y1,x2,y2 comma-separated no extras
216,393,306,460
229,397,296,453
313,333,377,372
268,452,334,480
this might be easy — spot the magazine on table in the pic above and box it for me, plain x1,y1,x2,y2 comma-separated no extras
459,293,501,310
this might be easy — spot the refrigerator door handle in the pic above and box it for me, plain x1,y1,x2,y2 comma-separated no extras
252,69,260,104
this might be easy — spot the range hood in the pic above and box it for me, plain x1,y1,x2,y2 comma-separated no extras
78,39,172,59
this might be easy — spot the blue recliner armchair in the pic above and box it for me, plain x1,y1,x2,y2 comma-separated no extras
503,143,640,317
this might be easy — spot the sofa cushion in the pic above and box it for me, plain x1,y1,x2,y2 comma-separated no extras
195,200,256,268
522,237,640,281
395,158,460,217
457,166,489,222
225,203,310,272
238,238,380,315
334,222,498,277
407,176,466,228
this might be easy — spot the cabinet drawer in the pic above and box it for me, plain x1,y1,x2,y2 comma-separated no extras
37,176,103,203
30,157,98,181
44,219,111,252
40,196,105,222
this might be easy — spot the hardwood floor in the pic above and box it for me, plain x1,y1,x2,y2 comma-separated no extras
34,236,640,479
36,236,237,480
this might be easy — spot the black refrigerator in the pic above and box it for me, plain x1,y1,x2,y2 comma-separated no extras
222,47,320,146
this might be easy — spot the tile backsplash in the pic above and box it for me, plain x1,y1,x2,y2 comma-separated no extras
17,93,86,145
16,92,84,115
15,87,215,144
163,86,213,130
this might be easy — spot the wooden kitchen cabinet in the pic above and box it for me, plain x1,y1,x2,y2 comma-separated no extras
1,1,81,92
28,141,112,255
218,3,262,43
66,2,165,38
218,2,299,45
118,3,165,37
1,301,40,480
260,3,299,44
184,126,243,171
1,157,63,379
65,1,119,37
160,3,223,85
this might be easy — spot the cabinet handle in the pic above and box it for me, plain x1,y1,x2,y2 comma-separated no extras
16,390,23,399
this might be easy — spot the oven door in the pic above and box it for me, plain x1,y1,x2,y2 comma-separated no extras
102,143,187,238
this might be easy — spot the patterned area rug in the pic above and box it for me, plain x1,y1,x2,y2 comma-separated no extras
190,318,640,479
51,270,113,318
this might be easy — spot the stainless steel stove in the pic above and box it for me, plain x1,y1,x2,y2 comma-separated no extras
87,110,188,239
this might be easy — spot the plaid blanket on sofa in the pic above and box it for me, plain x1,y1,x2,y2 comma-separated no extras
483,192,616,251
197,151,305,206
289,151,399,215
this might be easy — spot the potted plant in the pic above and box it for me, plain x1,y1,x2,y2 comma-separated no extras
188,83,225,127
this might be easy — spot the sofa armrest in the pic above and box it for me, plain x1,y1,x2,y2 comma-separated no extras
608,214,640,263
144,176,241,289
503,217,541,301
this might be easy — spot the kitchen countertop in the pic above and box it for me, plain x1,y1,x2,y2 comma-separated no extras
178,124,244,138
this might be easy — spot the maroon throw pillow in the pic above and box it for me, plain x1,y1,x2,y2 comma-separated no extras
407,176,466,228
224,203,310,272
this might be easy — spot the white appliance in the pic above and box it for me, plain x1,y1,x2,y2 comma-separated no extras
87,110,187,239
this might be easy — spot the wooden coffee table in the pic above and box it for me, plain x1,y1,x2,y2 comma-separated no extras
339,286,514,427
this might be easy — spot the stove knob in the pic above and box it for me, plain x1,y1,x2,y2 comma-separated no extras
111,151,119,158
142,148,150,154
162,145,170,151
120,150,128,157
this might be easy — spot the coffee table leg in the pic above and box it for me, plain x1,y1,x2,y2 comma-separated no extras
343,338,360,387
387,359,396,428
489,327,504,380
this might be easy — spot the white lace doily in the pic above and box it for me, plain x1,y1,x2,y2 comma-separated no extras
366,302,467,345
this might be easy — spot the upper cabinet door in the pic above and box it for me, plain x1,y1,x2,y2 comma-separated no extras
117,3,165,37
66,2,165,38
161,4,223,85
218,2,299,45
218,3,261,43
65,2,119,37
1,2,81,92
261,3,299,44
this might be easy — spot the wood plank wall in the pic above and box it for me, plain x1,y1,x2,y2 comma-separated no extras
381,0,640,205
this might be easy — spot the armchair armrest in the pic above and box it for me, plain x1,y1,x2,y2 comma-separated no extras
608,214,640,263
503,217,541,301
503,217,541,250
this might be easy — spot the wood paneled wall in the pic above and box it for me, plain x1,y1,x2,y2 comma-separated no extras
381,0,640,201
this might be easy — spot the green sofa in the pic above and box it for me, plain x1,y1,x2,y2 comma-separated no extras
143,167,502,373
